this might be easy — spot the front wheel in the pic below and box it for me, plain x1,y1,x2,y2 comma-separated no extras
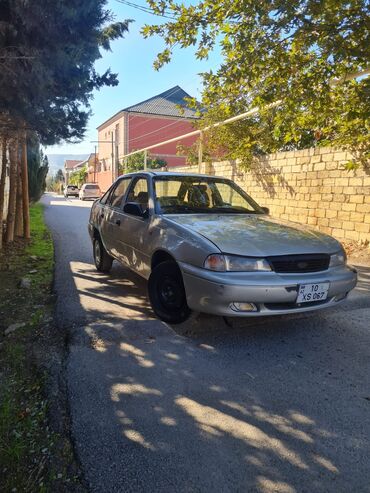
148,260,191,324
93,237,113,273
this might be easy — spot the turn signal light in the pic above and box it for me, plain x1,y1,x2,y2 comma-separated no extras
230,302,258,312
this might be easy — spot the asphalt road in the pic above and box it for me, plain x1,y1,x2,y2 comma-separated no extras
43,193,370,493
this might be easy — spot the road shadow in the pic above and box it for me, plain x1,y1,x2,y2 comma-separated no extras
43,194,370,492
70,307,370,492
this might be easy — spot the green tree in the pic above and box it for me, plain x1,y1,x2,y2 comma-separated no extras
144,0,370,168
0,1,131,245
27,137,49,202
122,152,167,173
68,166,87,187
0,1,131,145
54,169,65,184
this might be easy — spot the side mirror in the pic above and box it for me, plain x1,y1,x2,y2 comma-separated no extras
261,206,270,214
123,202,148,218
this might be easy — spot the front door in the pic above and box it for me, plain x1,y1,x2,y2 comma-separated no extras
120,176,152,278
100,177,131,260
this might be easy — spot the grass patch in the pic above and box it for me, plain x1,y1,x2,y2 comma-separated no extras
0,203,82,492
0,204,53,331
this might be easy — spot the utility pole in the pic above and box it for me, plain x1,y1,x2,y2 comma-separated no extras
144,149,148,170
94,145,97,183
91,137,118,186
111,132,114,183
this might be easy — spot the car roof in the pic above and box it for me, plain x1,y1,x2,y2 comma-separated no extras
117,171,229,180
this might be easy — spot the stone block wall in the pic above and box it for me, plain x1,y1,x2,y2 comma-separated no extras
175,147,370,244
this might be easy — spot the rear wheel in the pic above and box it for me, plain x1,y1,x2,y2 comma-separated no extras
93,237,113,273
148,260,191,324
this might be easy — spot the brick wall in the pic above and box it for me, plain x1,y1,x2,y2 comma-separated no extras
175,147,370,245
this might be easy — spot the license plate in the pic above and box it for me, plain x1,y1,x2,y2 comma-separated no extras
296,283,330,303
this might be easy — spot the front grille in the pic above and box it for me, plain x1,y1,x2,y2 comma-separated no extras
267,254,330,273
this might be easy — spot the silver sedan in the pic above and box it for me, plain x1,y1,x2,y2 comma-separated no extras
88,172,357,323
79,183,101,201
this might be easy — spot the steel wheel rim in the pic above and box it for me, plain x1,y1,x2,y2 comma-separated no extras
94,241,101,265
158,276,183,310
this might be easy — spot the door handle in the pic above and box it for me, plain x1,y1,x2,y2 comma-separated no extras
115,219,121,226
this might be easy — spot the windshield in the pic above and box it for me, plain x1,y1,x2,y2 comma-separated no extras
153,176,264,215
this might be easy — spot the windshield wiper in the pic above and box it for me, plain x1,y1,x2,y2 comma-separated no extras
161,205,203,213
209,207,261,214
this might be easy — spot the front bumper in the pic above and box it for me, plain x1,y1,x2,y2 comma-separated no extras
180,262,357,317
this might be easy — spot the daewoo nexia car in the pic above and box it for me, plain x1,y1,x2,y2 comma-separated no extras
88,172,357,324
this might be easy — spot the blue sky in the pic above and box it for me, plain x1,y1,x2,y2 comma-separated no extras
46,0,221,155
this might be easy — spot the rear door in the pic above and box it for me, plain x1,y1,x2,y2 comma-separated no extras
100,177,132,258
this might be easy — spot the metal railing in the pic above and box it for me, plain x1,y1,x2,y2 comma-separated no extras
114,68,369,176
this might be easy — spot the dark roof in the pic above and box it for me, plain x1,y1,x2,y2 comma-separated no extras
64,160,81,170
123,86,199,119
73,153,95,169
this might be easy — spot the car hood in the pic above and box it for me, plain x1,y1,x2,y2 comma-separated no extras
165,214,341,257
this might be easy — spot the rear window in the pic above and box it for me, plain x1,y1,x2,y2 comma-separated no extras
85,184,99,190
67,186,77,189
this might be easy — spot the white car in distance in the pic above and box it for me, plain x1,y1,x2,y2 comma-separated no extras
79,183,101,201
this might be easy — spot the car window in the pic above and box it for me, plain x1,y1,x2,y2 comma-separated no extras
100,188,112,205
153,176,263,214
214,182,252,210
108,178,131,209
125,177,149,209
85,184,99,190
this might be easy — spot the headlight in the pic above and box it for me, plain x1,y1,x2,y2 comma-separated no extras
329,250,347,268
204,254,271,272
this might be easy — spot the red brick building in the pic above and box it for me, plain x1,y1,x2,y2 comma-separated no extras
94,86,199,191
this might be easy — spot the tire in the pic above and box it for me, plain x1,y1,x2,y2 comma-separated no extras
148,260,191,324
93,237,113,273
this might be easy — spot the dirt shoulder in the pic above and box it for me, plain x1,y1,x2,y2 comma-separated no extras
0,204,85,492
344,240,370,266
